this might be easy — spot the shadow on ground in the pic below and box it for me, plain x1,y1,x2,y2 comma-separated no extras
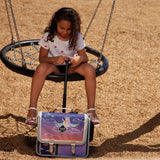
0,113,160,157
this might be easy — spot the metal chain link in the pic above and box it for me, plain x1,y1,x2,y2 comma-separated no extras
83,0,102,40
82,0,116,68
98,0,116,66
4,0,15,43
5,0,26,67
8,43,40,69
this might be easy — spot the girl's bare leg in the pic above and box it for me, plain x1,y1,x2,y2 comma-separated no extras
69,63,99,124
26,63,59,125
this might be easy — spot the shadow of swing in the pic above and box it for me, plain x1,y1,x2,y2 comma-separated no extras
0,134,36,156
0,113,160,157
0,114,36,155
90,112,160,157
0,113,26,123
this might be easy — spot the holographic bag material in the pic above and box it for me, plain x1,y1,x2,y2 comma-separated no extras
36,111,90,158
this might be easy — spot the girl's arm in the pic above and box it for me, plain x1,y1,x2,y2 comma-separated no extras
39,47,68,64
70,48,88,67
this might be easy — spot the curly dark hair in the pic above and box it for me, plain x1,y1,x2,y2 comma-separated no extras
44,7,81,50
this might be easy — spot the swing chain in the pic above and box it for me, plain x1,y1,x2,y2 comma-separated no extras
98,0,116,66
83,0,116,68
83,0,102,40
4,0,26,67
4,0,15,44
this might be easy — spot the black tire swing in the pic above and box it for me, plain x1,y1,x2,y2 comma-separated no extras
0,40,108,82
0,0,116,82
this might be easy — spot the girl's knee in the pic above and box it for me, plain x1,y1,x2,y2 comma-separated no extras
36,63,47,74
35,63,54,77
85,64,96,78
35,63,59,76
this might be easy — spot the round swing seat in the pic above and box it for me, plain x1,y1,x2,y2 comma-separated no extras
0,39,108,82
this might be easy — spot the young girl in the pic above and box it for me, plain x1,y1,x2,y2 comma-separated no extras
25,7,99,127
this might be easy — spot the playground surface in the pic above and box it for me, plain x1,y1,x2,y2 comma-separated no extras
0,0,160,159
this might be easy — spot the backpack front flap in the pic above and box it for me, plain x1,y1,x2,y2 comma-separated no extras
37,112,89,145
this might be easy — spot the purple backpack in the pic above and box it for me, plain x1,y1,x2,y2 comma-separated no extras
36,111,91,157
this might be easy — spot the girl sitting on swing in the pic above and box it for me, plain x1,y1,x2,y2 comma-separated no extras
25,7,99,128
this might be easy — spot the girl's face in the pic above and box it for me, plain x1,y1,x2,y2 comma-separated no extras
57,20,72,40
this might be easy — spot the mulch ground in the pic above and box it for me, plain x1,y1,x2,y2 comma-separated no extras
0,0,160,159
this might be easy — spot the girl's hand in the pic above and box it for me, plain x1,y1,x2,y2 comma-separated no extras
70,56,81,68
69,56,88,68
69,56,81,68
69,48,88,68
55,56,68,64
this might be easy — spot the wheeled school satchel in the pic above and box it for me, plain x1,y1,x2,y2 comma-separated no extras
36,109,91,158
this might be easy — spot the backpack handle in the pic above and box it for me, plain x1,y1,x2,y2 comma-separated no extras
53,108,73,113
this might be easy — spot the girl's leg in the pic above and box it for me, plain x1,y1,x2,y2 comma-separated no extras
69,63,99,125
26,63,59,126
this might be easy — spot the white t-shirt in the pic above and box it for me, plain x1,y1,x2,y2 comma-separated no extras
39,32,85,58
